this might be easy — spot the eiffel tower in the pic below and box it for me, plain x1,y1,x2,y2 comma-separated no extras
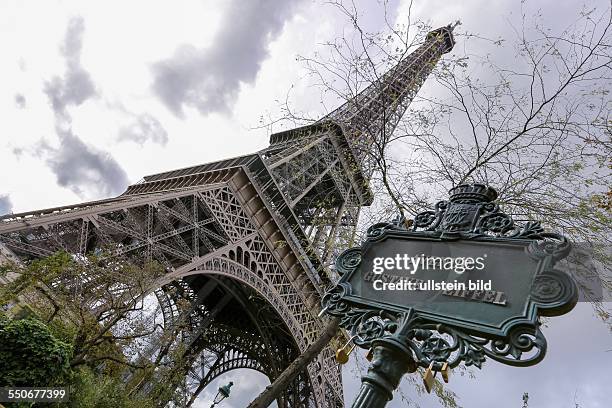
0,25,455,407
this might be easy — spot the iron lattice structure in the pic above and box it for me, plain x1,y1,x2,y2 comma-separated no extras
0,25,455,407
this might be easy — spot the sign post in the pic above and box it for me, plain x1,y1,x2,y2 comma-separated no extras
321,184,578,408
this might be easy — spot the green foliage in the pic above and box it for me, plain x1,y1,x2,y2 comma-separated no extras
46,315,79,345
0,252,74,306
69,367,155,408
0,313,161,407
0,315,72,387
0,252,172,405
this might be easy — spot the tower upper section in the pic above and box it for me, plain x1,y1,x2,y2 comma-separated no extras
263,24,456,212
320,24,455,169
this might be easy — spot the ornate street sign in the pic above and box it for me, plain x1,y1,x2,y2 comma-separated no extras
322,184,579,407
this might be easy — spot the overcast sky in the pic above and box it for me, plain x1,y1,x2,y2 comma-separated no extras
0,0,610,407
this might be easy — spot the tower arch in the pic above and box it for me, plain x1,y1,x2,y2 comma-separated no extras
0,24,456,407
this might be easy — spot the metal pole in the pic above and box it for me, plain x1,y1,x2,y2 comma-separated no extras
350,337,417,408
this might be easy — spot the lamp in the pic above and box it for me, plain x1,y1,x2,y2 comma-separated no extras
210,381,233,407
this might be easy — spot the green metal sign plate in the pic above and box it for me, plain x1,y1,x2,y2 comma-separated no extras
322,184,579,369
337,232,574,338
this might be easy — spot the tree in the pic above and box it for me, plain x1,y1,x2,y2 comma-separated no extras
0,252,166,370
262,0,611,296
258,0,611,405
0,252,182,406
0,250,223,406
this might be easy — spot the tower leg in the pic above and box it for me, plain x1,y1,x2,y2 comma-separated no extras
248,317,340,408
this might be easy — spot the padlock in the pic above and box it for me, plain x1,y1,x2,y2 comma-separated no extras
441,362,450,383
335,336,357,364
423,362,435,393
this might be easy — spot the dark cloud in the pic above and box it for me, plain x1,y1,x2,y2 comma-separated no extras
38,16,128,198
14,93,26,109
44,16,97,120
36,128,128,197
117,113,168,145
0,195,13,215
151,0,302,117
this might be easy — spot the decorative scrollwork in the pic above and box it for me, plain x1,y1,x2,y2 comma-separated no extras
463,347,487,368
530,269,578,315
346,312,386,345
413,210,437,229
405,184,558,242
335,248,362,276
487,325,547,366
366,222,406,240
527,233,571,261
329,303,549,371
420,336,452,362
412,201,448,232
532,275,563,303
512,221,545,239
476,212,514,235
321,284,351,315
366,222,391,239
436,200,449,212
344,309,400,347
403,320,547,370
